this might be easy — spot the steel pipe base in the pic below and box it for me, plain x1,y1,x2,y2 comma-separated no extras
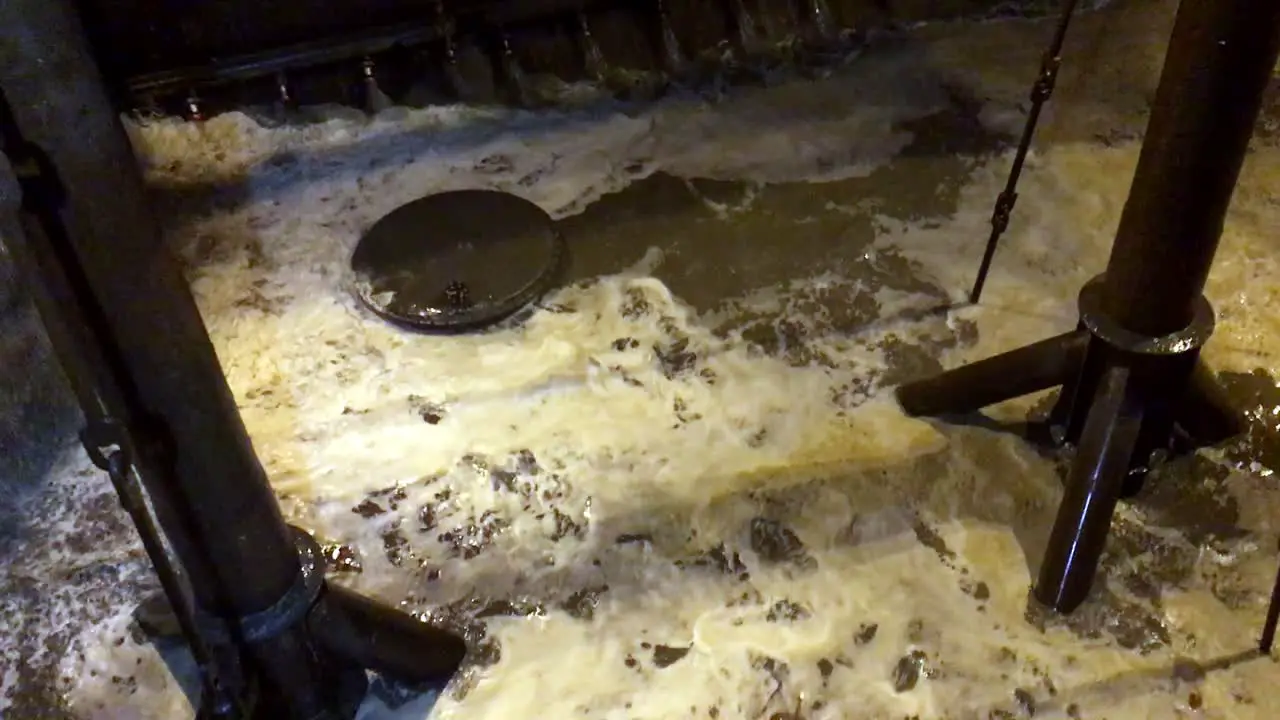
132,527,468,718
894,277,1230,613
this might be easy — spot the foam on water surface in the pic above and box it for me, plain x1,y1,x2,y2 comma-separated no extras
5,0,1280,717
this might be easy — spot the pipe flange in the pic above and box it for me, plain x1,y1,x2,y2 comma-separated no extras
1077,275,1215,356
238,526,325,643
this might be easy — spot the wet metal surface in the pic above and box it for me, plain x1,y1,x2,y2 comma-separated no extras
351,189,564,331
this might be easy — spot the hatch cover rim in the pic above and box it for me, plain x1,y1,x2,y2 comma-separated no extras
349,190,566,333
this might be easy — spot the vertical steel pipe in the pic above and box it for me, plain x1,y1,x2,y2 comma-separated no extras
1100,0,1280,337
0,0,298,620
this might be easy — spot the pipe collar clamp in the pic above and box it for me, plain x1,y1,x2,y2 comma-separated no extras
1077,275,1215,357
238,526,325,643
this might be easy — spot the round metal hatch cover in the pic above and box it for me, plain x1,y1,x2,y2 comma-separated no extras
351,190,564,332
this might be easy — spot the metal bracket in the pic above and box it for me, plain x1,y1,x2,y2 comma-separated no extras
80,418,133,471
990,189,1018,235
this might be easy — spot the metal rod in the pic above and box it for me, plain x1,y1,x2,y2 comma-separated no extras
101,452,243,716
897,329,1088,417
1261,540,1280,654
1100,0,1280,336
968,0,1081,304
1034,362,1143,612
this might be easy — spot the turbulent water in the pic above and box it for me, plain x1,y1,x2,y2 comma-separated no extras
4,1,1280,718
